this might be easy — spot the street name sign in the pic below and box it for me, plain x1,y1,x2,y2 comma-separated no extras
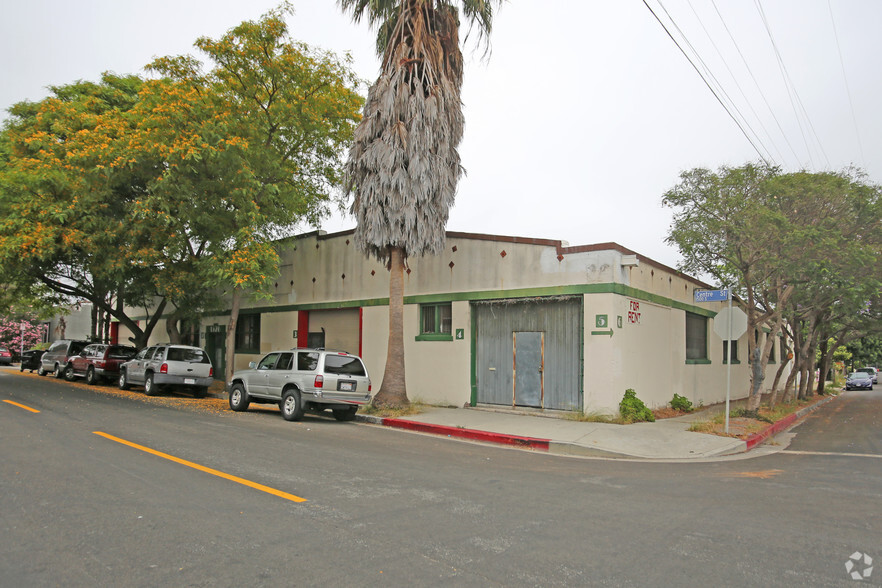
693,288,730,303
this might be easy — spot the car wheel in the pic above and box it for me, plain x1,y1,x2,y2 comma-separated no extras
118,369,130,390
280,389,304,421
85,367,98,385
332,406,358,422
53,363,64,379
63,364,76,381
144,373,158,396
229,383,250,412
37,364,46,377
193,386,207,399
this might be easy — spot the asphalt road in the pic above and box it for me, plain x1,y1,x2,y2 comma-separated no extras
1,368,880,587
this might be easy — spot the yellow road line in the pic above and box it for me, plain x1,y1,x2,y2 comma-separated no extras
93,431,307,503
3,399,40,413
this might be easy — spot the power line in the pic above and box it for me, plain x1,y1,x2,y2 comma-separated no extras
642,0,773,166
754,0,830,169
827,0,866,168
709,0,802,168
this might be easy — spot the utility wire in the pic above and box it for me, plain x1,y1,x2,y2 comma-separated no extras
642,0,773,166
662,0,776,164
754,0,830,169
828,0,866,167
709,0,801,167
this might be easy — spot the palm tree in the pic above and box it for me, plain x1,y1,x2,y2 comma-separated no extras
339,0,501,407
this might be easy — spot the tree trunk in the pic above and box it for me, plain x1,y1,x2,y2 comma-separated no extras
372,245,409,408
224,287,242,387
165,307,184,345
768,346,791,407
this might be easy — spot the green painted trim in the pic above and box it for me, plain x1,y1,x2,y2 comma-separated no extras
131,282,719,321
470,308,478,407
415,333,453,342
722,359,742,365
578,298,585,408
686,359,712,365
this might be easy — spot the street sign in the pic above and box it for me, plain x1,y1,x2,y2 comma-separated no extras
713,307,748,339
693,288,730,303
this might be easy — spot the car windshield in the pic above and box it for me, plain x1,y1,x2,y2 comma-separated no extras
166,347,209,363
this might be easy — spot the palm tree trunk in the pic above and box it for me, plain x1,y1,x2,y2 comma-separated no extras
373,245,409,407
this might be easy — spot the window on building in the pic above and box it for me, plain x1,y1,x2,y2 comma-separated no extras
418,303,453,340
768,336,777,363
685,312,708,362
235,314,261,353
723,340,739,363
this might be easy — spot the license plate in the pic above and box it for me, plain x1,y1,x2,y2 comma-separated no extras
184,378,196,385
339,381,353,391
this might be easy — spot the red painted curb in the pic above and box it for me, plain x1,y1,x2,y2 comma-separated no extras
744,395,836,451
381,418,551,451
745,412,798,450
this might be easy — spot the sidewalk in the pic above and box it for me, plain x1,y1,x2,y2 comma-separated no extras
355,394,838,461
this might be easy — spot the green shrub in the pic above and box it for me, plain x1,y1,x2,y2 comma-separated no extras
619,389,655,423
670,393,693,412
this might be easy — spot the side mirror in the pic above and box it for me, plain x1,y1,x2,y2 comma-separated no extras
248,361,256,369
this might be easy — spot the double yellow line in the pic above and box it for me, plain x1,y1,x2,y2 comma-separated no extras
3,398,306,503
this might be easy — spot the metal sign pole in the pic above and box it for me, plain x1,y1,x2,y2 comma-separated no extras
725,286,732,434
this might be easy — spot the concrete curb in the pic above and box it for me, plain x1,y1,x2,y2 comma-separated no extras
744,393,837,450
356,393,840,459
357,413,553,451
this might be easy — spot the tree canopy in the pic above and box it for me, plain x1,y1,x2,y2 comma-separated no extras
664,164,882,406
0,8,363,355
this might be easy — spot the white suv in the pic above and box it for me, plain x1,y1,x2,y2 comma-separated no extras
228,348,371,421
119,344,214,397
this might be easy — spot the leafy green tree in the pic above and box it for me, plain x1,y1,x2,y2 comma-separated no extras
141,7,363,381
339,0,503,407
0,74,170,348
1,9,362,368
847,335,882,371
664,165,882,407
663,163,789,410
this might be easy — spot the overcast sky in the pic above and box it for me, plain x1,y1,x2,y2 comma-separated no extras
3,1,880,270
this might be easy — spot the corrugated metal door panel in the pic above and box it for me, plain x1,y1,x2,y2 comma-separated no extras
514,331,543,407
475,298,581,410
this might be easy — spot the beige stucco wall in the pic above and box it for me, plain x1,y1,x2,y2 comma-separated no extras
116,230,790,415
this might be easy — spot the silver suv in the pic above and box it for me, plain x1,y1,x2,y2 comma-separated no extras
228,348,371,421
39,339,89,378
119,344,214,397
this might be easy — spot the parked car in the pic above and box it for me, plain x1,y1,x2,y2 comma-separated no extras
39,339,89,378
857,366,878,384
63,343,137,385
0,346,12,366
228,348,372,421
846,371,874,391
119,344,213,397
19,349,46,372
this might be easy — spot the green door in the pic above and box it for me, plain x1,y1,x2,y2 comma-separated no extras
205,330,226,380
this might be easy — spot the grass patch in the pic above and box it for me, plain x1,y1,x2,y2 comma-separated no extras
563,409,623,424
359,401,427,418
688,395,826,438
